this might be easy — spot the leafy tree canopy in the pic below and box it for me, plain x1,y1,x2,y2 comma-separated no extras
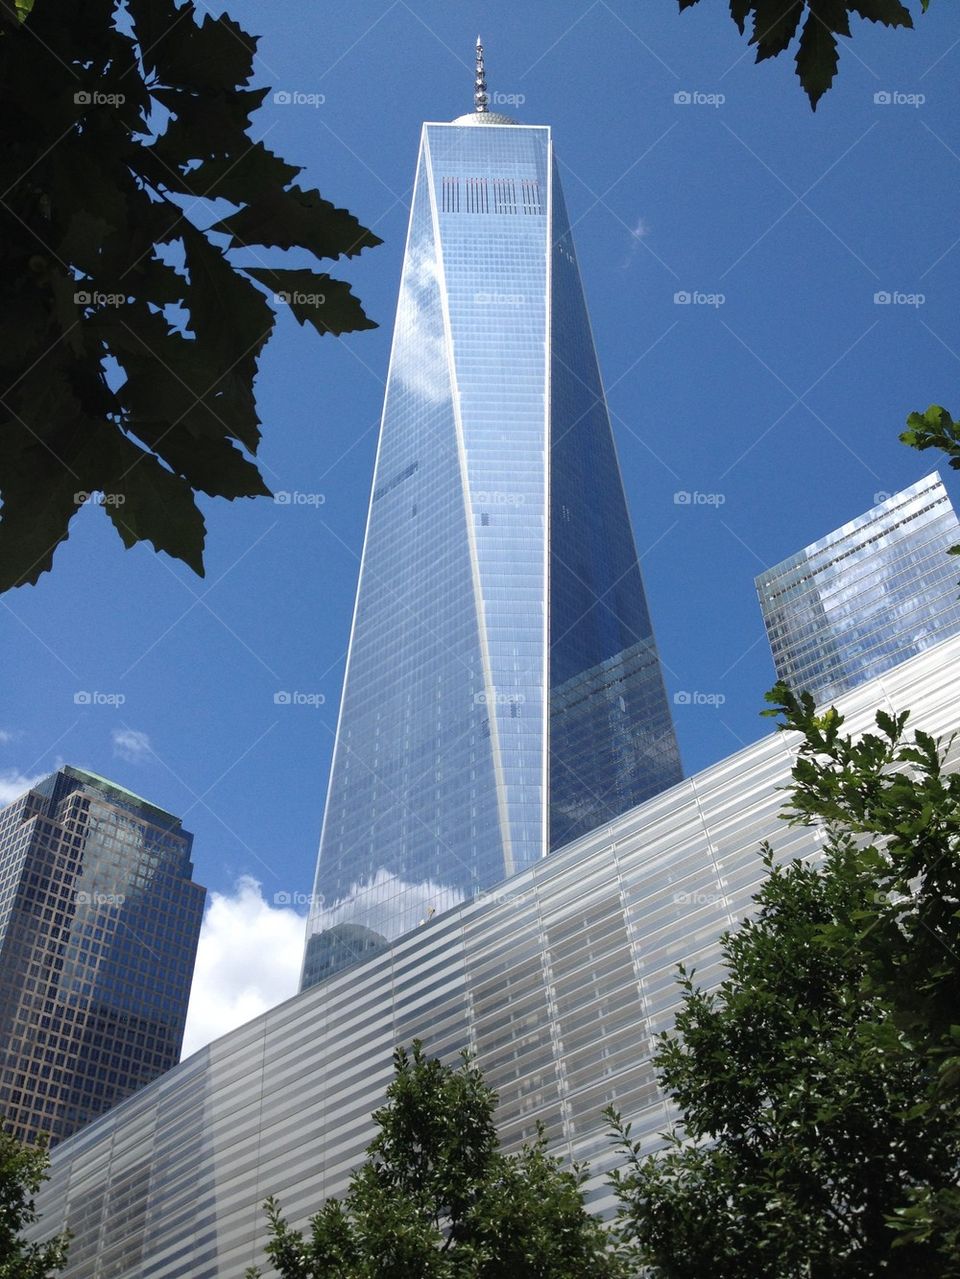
0,1126,68,1279
902,406,960,559
247,1041,623,1279
609,684,960,1276
677,0,931,109
0,0,380,591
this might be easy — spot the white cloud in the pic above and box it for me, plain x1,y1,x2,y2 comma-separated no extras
180,876,305,1059
393,238,451,404
112,728,151,764
0,729,13,744
621,216,651,269
0,769,45,805
316,866,464,942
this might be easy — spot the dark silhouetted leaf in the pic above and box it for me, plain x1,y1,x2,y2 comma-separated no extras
245,268,378,338
678,0,926,108
212,187,383,260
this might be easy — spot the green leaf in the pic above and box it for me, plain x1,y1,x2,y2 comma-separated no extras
159,13,254,91
245,268,378,338
57,209,116,274
0,368,86,590
730,0,752,29
49,270,86,355
752,1,805,60
154,85,269,165
847,0,914,24
180,221,275,367
211,186,383,260
132,424,271,500
104,448,207,574
795,9,841,109
163,140,302,202
0,455,83,591
115,318,264,455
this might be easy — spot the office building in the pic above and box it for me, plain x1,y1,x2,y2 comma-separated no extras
756,471,960,704
0,766,205,1146
302,42,681,988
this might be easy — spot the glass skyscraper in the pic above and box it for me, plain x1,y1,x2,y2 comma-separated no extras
0,766,205,1146
302,45,681,989
756,471,960,705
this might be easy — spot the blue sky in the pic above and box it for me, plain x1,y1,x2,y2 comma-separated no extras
3,1,958,1044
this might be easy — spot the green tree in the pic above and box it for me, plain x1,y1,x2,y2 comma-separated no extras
0,0,380,591
677,1,931,110
902,406,960,560
608,686,960,1276
0,1126,69,1278
246,1041,623,1279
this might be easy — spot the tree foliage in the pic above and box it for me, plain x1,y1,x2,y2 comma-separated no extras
247,1041,622,1279
902,405,960,558
677,0,931,110
0,0,380,591
0,1126,68,1278
609,685,960,1276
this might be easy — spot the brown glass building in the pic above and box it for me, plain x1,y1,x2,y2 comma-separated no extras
0,766,205,1146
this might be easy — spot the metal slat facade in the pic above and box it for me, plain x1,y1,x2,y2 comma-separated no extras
31,632,960,1277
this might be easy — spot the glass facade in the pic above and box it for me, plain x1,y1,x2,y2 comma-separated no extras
0,766,205,1146
757,472,960,704
302,116,680,988
548,154,682,846
31,632,960,1278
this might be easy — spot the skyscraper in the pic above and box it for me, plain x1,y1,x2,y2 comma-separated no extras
302,43,681,988
756,471,960,705
0,766,205,1146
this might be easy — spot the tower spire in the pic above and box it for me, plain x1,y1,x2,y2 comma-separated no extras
474,35,489,114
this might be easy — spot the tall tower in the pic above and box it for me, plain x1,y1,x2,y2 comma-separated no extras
757,471,960,705
0,767,205,1145
302,43,681,988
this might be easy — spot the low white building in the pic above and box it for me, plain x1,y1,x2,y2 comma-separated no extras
31,632,960,1278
